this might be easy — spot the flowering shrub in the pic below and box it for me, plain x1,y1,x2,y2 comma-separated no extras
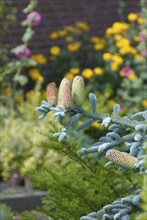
0,0,43,94
26,10,42,26
0,0,45,122
40,12,146,113
0,0,47,181
10,10,145,115
0,82,68,181
13,44,31,58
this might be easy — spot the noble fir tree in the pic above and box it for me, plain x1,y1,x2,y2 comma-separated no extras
33,75,146,219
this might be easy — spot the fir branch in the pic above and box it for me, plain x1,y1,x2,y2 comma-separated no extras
62,184,96,212
80,190,142,220
79,109,146,131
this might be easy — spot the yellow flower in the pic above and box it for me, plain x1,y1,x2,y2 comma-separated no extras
31,53,47,65
106,27,113,36
103,53,112,61
127,13,138,22
69,67,80,75
64,72,74,80
49,31,59,40
90,36,100,43
137,17,144,24
111,62,119,71
119,46,132,55
29,68,44,82
142,99,147,107
135,54,142,60
58,29,68,37
133,35,139,42
112,22,129,34
93,43,105,50
67,42,81,52
111,54,123,65
82,68,93,79
114,35,122,41
64,25,78,33
65,36,74,42
119,46,137,55
130,48,137,55
75,21,89,31
123,23,130,30
128,72,137,80
50,46,61,56
112,22,123,33
93,67,104,75
106,22,129,36
116,38,130,48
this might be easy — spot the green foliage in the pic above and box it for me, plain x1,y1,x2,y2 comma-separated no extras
18,210,48,220
0,84,65,181
30,136,141,219
28,110,141,219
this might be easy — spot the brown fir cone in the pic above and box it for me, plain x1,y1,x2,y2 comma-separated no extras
106,149,139,169
72,76,85,106
58,77,73,108
47,82,57,106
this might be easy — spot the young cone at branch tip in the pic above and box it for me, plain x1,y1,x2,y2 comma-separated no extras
57,77,73,108
106,149,139,169
47,82,57,106
72,76,85,107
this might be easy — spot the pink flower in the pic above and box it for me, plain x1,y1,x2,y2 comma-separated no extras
14,45,31,58
121,66,132,77
139,30,147,42
142,49,147,57
26,11,42,26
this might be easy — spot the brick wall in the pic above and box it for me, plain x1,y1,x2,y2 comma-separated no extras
5,0,140,55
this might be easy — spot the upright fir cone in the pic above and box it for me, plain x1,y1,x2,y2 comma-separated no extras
72,76,85,107
106,149,139,169
47,82,57,106
58,77,73,108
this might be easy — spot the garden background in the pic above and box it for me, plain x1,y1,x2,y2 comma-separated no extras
0,0,147,219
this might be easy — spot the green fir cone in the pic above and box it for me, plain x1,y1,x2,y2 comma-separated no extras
106,149,139,169
60,112,71,126
58,77,73,108
47,82,57,106
72,76,85,107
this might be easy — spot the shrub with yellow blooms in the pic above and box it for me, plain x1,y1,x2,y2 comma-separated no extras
47,12,145,113
49,46,61,56
0,82,67,181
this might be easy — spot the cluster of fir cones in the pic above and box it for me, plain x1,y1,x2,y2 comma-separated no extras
46,76,139,170
47,76,85,109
